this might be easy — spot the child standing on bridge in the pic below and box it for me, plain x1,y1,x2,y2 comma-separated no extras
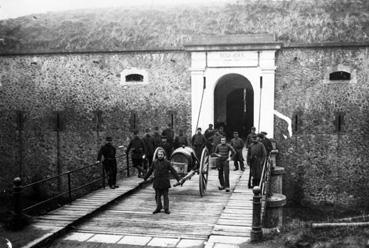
143,148,181,214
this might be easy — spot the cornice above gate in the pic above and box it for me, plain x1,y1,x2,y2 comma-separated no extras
184,34,282,52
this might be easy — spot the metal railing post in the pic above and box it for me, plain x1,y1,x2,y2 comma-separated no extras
101,162,105,189
67,172,72,203
8,177,29,229
126,153,130,177
251,186,263,242
13,177,22,216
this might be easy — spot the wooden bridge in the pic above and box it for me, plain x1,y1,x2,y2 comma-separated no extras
21,164,253,248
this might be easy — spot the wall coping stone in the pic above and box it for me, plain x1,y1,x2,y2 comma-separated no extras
1,42,369,57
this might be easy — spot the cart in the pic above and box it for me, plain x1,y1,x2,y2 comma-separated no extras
153,146,210,197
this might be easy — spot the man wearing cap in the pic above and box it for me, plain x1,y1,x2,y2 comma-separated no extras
126,130,146,178
143,128,155,169
152,127,162,149
246,127,257,149
174,129,188,149
247,134,267,188
161,136,173,159
260,131,273,155
191,127,207,161
143,148,181,214
230,131,245,171
204,124,215,151
97,137,118,189
162,123,174,146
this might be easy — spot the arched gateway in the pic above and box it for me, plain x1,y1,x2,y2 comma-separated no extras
185,34,281,138
214,74,253,139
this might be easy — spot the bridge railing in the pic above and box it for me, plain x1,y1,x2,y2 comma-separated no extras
11,152,132,218
251,152,273,242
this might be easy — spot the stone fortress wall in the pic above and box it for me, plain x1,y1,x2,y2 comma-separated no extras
1,44,369,209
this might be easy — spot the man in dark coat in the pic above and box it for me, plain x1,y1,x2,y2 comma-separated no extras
97,137,118,189
247,134,267,188
214,136,236,192
210,130,222,153
260,131,273,155
174,129,188,149
126,130,146,178
143,148,181,214
162,123,174,146
191,127,207,161
204,124,215,151
152,126,162,149
246,127,257,150
161,136,173,159
230,131,245,171
204,124,215,140
143,128,155,169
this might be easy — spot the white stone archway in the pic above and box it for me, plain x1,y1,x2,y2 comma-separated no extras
185,34,281,137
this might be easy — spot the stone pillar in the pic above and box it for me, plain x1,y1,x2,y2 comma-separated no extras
263,193,286,229
271,166,285,194
263,165,286,229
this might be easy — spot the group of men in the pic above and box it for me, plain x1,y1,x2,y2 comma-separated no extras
197,124,274,190
97,124,187,189
96,124,274,214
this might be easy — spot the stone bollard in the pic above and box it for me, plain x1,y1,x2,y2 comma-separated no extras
263,193,286,229
271,166,285,195
251,186,263,242
270,149,278,168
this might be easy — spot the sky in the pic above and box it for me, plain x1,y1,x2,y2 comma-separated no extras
0,0,236,20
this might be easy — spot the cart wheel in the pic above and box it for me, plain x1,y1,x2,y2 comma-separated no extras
199,147,210,197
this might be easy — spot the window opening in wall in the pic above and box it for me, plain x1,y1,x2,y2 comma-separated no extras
329,71,351,81
125,74,144,82
120,68,148,86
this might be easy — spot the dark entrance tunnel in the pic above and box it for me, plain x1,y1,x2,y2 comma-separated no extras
214,74,254,139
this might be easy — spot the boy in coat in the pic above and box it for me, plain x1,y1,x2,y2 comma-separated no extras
143,148,181,214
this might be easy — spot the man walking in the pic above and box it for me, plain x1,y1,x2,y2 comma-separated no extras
126,130,146,178
97,137,118,189
143,128,155,169
162,123,174,146
174,129,188,148
214,137,236,192
247,134,267,188
191,127,207,161
246,127,256,150
260,131,273,155
161,136,173,159
152,126,162,149
230,131,245,171
143,148,181,214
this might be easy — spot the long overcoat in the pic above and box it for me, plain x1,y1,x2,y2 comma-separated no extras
144,159,180,189
247,142,266,180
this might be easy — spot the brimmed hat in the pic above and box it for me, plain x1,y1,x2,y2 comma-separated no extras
257,133,264,138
